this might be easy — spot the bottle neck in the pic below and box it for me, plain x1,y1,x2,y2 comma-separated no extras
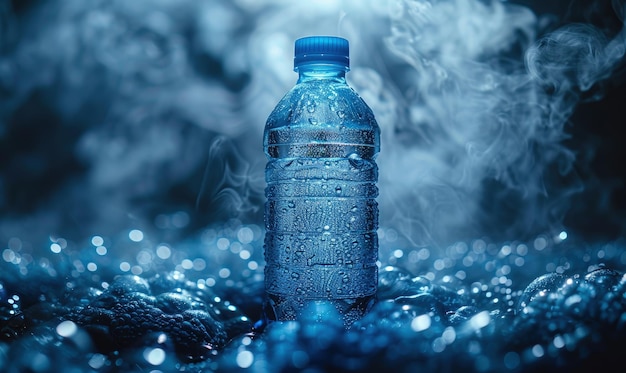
296,64,347,83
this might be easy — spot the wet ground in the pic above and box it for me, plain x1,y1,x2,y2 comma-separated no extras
1,222,625,372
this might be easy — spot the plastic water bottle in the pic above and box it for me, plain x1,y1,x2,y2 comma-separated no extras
263,36,380,327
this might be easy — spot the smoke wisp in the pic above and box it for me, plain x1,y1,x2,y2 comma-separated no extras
0,0,625,249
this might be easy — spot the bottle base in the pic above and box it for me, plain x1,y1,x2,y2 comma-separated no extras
263,293,376,328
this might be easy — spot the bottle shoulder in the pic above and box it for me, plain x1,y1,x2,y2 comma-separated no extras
266,80,379,131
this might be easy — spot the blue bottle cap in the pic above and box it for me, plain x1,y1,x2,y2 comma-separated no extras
294,36,349,71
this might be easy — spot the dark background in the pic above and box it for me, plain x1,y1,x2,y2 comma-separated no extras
1,0,625,250
528,0,626,240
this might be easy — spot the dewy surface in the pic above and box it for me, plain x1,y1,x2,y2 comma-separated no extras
1,226,626,372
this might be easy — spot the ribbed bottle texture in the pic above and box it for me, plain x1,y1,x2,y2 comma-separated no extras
263,36,380,327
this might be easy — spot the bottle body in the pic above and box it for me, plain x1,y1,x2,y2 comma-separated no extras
263,71,380,327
